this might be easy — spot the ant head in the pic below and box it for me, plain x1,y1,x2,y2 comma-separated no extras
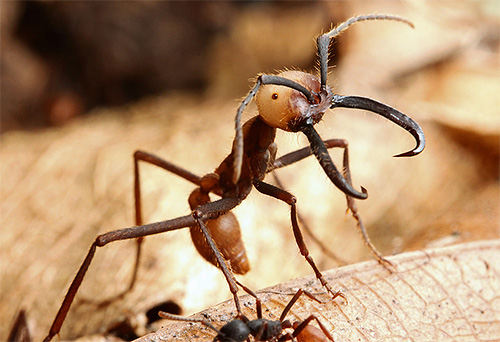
232,14,424,186
256,71,331,132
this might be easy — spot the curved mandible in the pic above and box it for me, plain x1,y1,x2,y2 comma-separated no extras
301,124,368,199
317,14,414,88
232,75,316,184
331,95,425,157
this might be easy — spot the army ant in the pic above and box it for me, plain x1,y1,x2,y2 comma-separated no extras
159,281,334,342
42,14,425,342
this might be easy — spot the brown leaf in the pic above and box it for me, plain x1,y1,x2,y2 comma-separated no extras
136,240,500,342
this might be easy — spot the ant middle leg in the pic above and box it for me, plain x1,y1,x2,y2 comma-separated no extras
280,291,335,342
136,151,248,312
279,289,334,342
239,282,334,342
269,139,395,270
270,173,348,266
252,180,346,302
158,312,225,338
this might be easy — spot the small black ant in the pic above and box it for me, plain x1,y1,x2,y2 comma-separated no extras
159,282,334,342
42,14,425,342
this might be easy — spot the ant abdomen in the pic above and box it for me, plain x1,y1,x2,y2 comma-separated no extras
188,187,250,275
189,210,250,275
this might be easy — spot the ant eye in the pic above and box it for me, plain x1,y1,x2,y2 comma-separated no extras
271,93,278,100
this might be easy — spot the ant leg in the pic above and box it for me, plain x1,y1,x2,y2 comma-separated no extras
271,173,348,266
193,196,248,314
279,288,305,321
253,180,347,303
339,143,396,270
279,288,333,322
269,140,394,270
130,151,204,290
290,315,334,342
276,289,333,342
269,140,353,267
268,139,345,172
80,151,207,307
253,321,270,341
267,143,330,261
158,311,223,336
43,214,199,342
134,150,202,194
8,310,31,342
195,216,243,314
235,280,262,319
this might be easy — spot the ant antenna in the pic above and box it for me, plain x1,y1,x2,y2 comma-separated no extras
159,311,223,336
317,14,414,88
233,14,417,184
327,14,413,39
232,75,316,184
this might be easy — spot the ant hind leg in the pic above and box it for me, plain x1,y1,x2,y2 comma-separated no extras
79,150,206,306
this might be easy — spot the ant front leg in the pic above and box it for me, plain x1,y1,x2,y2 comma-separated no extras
268,141,348,266
252,180,346,303
269,140,395,270
270,173,348,266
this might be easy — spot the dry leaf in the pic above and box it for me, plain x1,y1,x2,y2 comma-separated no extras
136,240,500,342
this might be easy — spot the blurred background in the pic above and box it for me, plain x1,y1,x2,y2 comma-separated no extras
1,1,499,341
